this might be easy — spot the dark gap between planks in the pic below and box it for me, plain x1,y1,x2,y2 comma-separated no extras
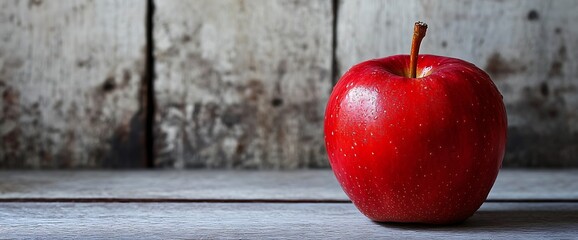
144,0,156,168
1,198,577,203
330,0,340,85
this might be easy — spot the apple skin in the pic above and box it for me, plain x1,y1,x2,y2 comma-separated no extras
324,55,507,224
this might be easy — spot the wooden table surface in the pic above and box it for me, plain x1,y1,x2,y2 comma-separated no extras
1,169,578,239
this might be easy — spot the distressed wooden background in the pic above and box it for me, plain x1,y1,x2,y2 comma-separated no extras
1,0,577,168
0,0,148,168
153,0,332,169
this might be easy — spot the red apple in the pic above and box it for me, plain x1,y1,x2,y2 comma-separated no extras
324,22,507,224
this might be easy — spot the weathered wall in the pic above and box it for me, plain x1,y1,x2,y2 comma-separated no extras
1,0,577,168
337,0,578,167
153,0,333,169
0,0,147,168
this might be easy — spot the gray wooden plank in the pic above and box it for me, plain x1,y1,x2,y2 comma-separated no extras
336,0,578,167
0,202,577,239
0,0,148,168
1,170,577,200
489,169,578,200
0,170,346,200
153,0,333,169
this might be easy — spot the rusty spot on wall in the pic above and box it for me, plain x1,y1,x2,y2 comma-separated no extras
221,106,243,128
76,58,92,68
101,77,116,92
243,79,265,102
548,45,567,77
271,98,284,107
123,69,131,84
55,131,76,168
102,112,145,168
28,0,42,8
1,128,21,164
540,82,549,97
3,87,19,106
527,10,539,21
484,53,525,79
548,61,563,77
522,84,566,121
2,87,20,119
182,35,191,43
1,87,22,168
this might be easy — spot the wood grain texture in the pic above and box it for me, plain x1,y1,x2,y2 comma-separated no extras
153,0,333,169
1,202,577,239
336,0,578,167
1,170,576,200
0,0,148,168
0,170,346,200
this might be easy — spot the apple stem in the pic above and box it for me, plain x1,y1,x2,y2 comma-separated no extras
409,21,428,78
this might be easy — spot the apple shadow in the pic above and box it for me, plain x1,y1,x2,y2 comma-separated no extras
374,208,578,233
